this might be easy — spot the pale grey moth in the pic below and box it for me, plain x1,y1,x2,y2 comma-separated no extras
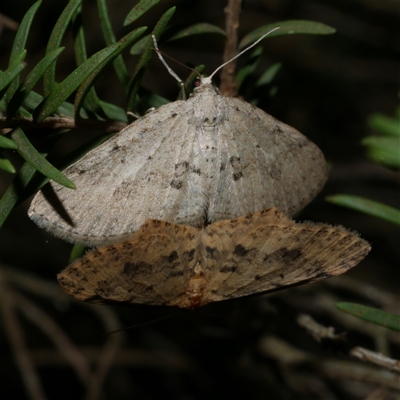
29,29,328,246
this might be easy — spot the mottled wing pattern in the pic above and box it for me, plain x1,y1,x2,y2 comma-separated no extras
29,102,206,246
210,97,328,220
57,220,198,306
29,83,328,247
202,208,371,304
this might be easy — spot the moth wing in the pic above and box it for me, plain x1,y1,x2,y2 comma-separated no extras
202,210,370,303
57,220,197,307
29,102,205,246
209,97,328,220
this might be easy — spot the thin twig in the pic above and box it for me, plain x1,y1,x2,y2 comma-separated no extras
325,276,400,314
219,0,242,96
2,265,69,305
351,347,400,374
17,347,194,370
297,314,346,342
1,282,47,400
2,265,124,399
260,336,400,390
12,290,91,384
0,117,127,133
84,306,123,400
364,387,391,400
281,290,399,348
0,13,19,34
297,313,400,373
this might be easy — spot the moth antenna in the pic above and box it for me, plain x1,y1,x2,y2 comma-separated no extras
127,110,141,120
104,311,180,335
160,51,202,77
208,27,280,81
152,35,186,100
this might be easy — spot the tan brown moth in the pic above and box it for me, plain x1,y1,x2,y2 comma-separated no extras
58,208,370,309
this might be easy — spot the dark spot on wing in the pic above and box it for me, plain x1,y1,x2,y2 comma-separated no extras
273,283,283,289
206,246,217,256
269,165,281,179
272,248,302,262
170,179,183,189
123,261,150,277
308,262,323,273
229,156,241,165
185,249,195,262
168,270,184,278
111,179,133,200
220,265,237,273
106,246,118,255
233,171,243,181
297,138,309,148
121,242,133,249
233,244,248,256
314,271,332,280
164,251,178,263
96,279,116,296
229,156,245,181
190,165,201,175
175,161,189,170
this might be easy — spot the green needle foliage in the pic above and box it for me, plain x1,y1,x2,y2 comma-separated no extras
336,303,400,331
329,95,399,326
0,1,335,231
327,100,400,225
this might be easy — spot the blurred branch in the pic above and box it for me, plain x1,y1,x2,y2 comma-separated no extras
280,288,399,349
5,347,195,370
0,13,19,34
364,387,393,400
350,347,400,373
84,306,123,400
1,280,47,400
12,290,91,384
0,117,126,133
297,313,400,373
324,276,400,314
260,336,400,390
1,265,125,398
219,0,242,96
2,265,70,304
297,314,346,342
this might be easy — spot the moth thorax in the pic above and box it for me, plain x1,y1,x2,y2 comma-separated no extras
184,264,207,308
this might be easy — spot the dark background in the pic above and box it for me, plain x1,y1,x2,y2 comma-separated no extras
1,1,399,399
